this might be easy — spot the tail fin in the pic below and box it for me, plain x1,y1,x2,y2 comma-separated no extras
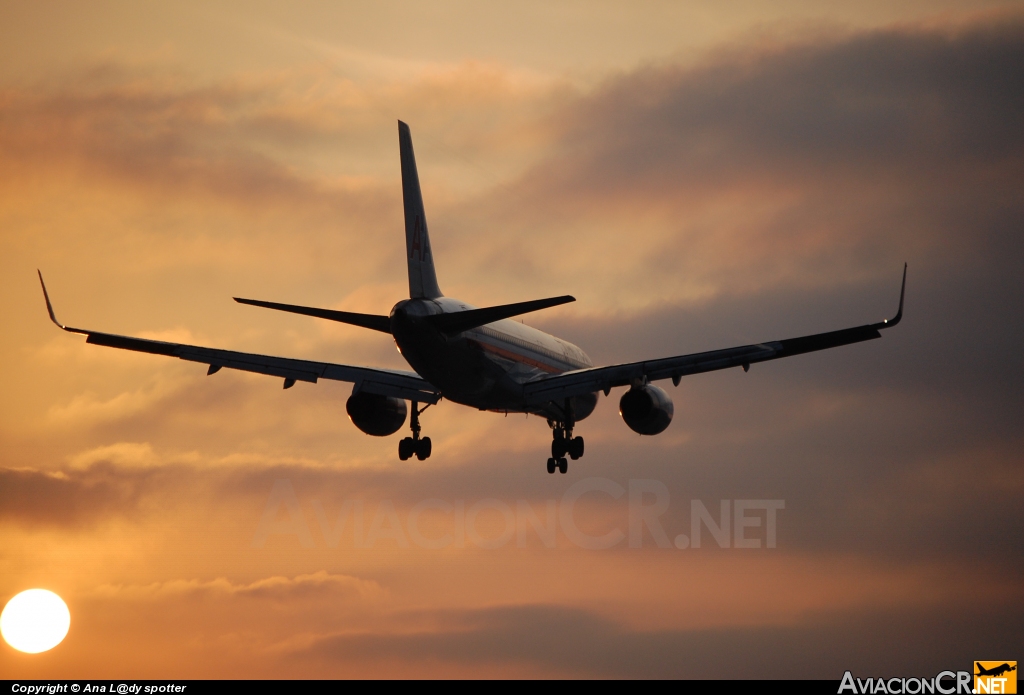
399,121,443,299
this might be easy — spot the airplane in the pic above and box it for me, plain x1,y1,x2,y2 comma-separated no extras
976,663,1016,678
38,120,906,474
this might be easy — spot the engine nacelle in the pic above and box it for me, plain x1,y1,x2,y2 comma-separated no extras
572,391,599,421
619,384,674,435
346,392,407,436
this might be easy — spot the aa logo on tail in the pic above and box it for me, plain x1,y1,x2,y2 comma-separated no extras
410,215,430,262
975,662,1017,694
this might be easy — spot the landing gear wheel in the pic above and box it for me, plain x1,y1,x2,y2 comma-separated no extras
551,438,568,459
547,458,557,474
558,458,568,474
398,437,414,461
568,436,584,460
415,436,432,461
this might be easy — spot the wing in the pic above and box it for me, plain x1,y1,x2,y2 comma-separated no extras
524,265,906,405
37,272,440,404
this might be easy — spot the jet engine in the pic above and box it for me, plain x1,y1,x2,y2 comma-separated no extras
572,392,599,421
346,392,408,436
619,384,674,435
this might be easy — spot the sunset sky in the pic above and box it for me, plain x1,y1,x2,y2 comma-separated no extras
1,1,1022,678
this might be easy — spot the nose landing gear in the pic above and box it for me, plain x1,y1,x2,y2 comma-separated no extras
399,401,432,461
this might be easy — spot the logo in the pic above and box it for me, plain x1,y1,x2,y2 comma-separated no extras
839,671,970,694
975,662,1016,694
410,215,429,261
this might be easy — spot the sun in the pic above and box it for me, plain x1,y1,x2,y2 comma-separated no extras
1,589,71,653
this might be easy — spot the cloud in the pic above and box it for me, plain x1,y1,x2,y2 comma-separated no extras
526,19,1024,207
0,445,331,529
296,600,1024,678
0,465,140,527
0,60,566,207
67,442,163,469
96,570,385,603
46,378,189,428
436,18,1024,307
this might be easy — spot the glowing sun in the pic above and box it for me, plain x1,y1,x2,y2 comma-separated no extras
1,589,71,653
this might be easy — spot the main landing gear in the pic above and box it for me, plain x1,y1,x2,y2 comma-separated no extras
399,402,432,461
546,399,584,474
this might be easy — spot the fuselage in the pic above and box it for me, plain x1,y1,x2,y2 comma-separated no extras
390,296,598,420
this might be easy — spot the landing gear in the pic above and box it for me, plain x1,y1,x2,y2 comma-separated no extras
551,429,584,460
547,457,567,474
546,398,583,474
398,437,430,460
399,401,432,461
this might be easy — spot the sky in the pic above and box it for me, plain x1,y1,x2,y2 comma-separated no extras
1,0,1022,679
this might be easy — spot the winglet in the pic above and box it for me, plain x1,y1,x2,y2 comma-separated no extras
37,270,87,334
880,263,907,328
37,269,65,328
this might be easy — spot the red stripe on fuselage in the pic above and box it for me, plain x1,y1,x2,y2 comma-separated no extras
468,338,564,374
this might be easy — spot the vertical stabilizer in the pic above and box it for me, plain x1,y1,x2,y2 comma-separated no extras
399,121,443,299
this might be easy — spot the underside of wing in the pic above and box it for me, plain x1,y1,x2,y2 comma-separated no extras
38,272,440,404
523,265,906,406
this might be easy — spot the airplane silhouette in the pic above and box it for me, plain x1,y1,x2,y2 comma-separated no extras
976,663,1017,678
38,121,906,473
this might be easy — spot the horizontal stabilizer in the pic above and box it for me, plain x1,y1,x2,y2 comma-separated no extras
427,295,575,335
234,297,392,334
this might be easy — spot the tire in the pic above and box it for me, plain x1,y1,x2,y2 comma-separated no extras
398,437,413,461
568,436,584,460
558,458,568,474
416,436,432,461
551,439,568,459
546,458,556,474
